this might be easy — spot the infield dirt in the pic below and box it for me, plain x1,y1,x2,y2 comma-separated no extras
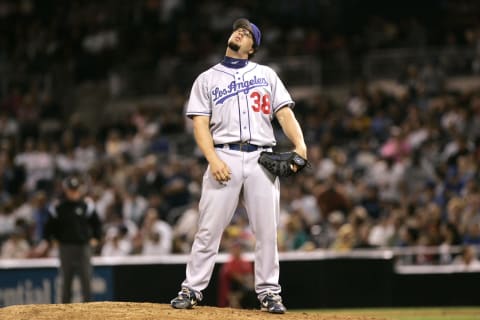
0,301,385,320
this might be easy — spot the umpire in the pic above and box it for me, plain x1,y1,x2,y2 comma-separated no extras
42,175,102,303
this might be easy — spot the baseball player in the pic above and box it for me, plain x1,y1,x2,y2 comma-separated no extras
170,18,307,314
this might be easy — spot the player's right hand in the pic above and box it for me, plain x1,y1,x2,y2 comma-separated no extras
210,158,232,183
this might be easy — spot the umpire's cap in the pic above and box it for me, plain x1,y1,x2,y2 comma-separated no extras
233,18,261,48
63,175,83,190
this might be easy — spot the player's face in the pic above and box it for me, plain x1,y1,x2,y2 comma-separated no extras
228,28,254,56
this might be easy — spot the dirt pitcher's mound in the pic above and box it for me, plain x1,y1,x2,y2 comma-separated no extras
0,301,384,320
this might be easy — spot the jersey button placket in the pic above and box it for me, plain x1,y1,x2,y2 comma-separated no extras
240,95,249,141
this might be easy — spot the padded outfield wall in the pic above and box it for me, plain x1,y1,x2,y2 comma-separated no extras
1,251,479,308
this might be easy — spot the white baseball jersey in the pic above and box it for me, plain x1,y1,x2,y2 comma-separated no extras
185,62,295,146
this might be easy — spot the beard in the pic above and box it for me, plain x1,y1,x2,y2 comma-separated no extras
228,41,240,52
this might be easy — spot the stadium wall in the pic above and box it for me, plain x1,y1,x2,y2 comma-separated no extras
1,251,479,308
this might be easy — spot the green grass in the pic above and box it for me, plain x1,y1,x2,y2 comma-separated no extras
301,307,480,320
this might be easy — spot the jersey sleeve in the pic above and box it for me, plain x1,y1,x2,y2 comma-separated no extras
185,73,211,118
267,67,295,113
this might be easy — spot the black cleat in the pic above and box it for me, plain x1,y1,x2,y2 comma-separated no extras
260,292,287,314
171,287,198,309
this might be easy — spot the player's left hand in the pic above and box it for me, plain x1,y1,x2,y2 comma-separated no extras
258,151,309,177
294,145,307,160
292,146,307,171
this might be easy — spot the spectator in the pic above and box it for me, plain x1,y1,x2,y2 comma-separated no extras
31,191,50,244
380,126,411,162
172,199,199,254
358,183,383,220
74,135,99,173
101,225,132,257
438,222,462,264
136,155,165,198
330,224,355,252
1,227,31,259
0,205,16,242
135,207,172,255
367,156,406,203
289,183,321,227
217,240,255,309
369,214,395,247
452,245,480,270
311,210,345,249
403,150,437,197
314,174,351,220
14,138,55,192
121,189,148,226
279,210,313,252
463,223,480,245
355,224,376,249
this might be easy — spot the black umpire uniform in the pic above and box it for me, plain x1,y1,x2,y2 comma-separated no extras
43,176,102,303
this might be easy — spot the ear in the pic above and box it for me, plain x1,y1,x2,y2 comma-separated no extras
248,47,255,55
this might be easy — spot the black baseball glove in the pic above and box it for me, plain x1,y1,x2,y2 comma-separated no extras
258,151,309,177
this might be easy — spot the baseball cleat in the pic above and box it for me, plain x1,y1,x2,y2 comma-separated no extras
170,287,198,309
260,292,286,314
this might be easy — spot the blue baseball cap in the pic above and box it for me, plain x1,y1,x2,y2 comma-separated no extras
233,18,261,48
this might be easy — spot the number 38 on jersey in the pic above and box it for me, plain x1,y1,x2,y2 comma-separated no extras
250,91,271,115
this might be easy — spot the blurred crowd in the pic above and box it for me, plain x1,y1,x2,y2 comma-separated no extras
3,0,480,94
2,69,480,266
1,0,480,267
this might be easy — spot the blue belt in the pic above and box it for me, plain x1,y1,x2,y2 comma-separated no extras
214,143,268,152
